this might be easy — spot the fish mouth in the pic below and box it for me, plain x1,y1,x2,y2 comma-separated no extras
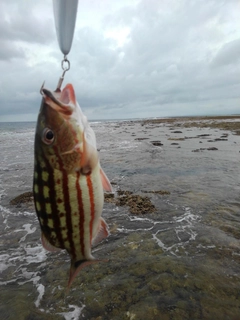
42,88,64,107
42,86,74,117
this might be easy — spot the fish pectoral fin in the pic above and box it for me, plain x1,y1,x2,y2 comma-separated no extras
92,218,110,247
80,132,98,173
41,232,61,252
68,259,99,289
100,168,113,192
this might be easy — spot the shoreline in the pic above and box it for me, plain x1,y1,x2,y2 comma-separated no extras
141,115,240,133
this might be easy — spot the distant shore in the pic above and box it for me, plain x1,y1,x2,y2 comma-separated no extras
142,115,240,134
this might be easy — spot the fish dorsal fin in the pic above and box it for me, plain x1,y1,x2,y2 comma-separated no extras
92,217,109,247
41,232,61,252
100,168,113,192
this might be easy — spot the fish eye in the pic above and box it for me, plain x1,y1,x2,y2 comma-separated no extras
42,128,55,145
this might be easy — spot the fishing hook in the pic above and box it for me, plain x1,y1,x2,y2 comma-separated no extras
55,55,71,92
40,81,45,95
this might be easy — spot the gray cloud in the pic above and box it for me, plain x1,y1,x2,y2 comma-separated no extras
0,0,240,121
211,38,240,67
0,40,25,61
0,1,54,44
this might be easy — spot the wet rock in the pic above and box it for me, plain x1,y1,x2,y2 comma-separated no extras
142,190,170,195
192,148,213,152
168,138,185,141
214,138,228,141
151,141,163,146
173,131,183,133
198,134,211,137
171,143,179,145
116,191,156,214
207,147,218,151
233,130,240,135
117,190,133,196
10,192,33,205
104,193,115,203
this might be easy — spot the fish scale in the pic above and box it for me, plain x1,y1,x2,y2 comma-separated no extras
33,83,112,288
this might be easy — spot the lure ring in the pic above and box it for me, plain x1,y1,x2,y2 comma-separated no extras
55,55,71,92
61,55,70,73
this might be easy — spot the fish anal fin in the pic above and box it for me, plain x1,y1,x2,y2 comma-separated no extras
100,168,113,192
41,232,61,252
92,218,109,247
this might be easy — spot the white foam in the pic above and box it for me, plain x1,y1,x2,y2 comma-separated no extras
0,253,14,272
24,245,48,264
14,223,36,242
58,304,85,320
152,207,200,255
35,283,45,308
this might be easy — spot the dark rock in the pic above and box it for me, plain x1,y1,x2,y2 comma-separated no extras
142,190,170,195
116,194,156,214
214,138,228,141
151,141,163,146
198,134,211,137
10,192,33,205
104,193,115,203
207,147,218,151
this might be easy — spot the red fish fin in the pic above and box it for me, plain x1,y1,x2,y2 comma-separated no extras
100,168,113,192
60,83,76,105
80,131,98,173
68,259,99,289
41,232,61,252
92,218,110,247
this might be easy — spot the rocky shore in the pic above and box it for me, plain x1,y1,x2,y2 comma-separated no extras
1,115,240,320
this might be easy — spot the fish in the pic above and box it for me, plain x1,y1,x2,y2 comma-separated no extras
33,83,112,288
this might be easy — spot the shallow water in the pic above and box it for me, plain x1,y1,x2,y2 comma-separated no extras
0,119,240,320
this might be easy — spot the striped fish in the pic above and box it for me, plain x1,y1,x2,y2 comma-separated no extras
33,83,112,288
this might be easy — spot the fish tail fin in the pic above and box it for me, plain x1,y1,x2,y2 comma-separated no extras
68,254,109,289
68,259,99,289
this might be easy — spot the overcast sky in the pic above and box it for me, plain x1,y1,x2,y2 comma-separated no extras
0,0,239,122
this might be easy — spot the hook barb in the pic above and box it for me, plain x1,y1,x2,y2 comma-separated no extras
40,81,45,95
